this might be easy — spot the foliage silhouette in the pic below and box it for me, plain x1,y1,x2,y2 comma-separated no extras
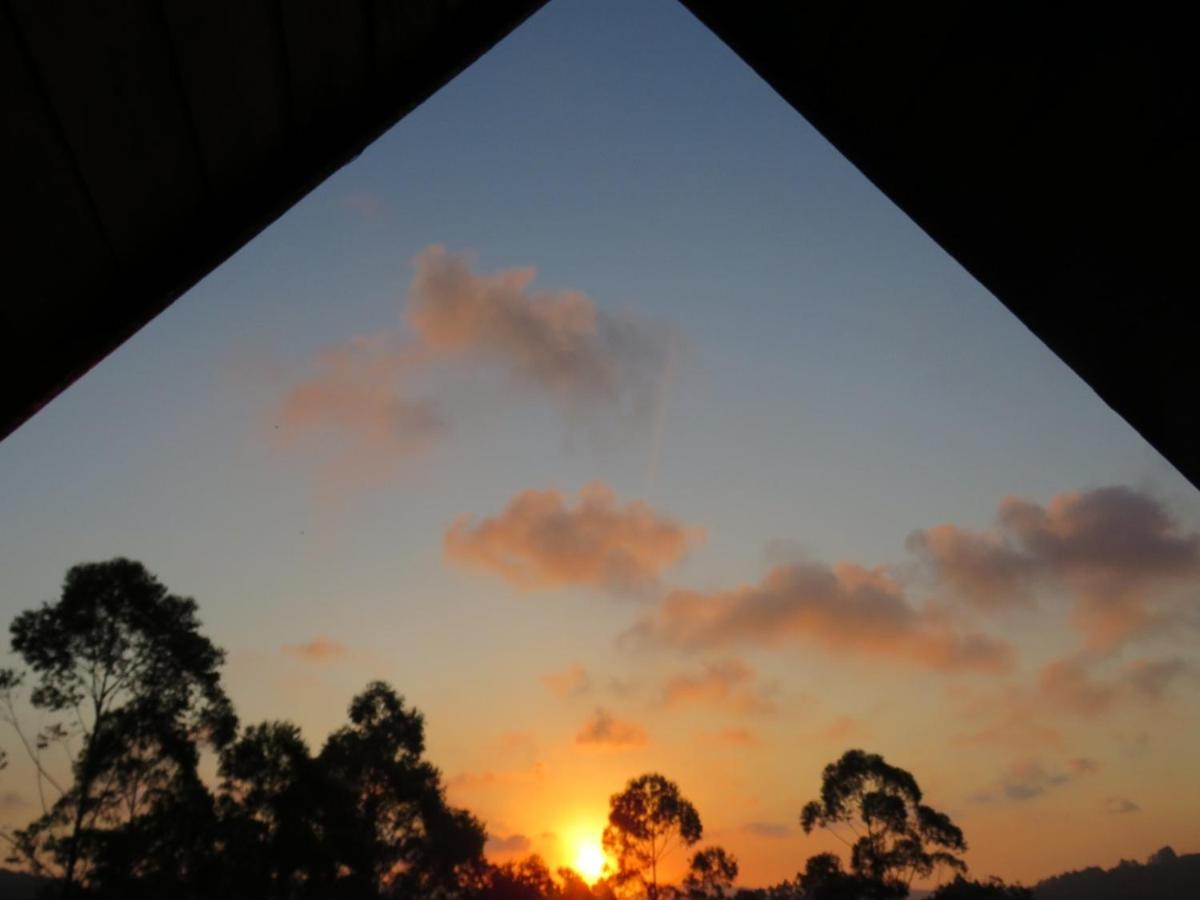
1,559,235,897
927,875,1032,899
683,847,738,898
800,749,966,895
1,562,1194,899
603,773,702,900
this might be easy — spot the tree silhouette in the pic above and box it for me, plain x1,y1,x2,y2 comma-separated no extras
797,852,904,900
1,559,235,897
475,855,560,899
800,749,966,895
603,773,702,900
216,721,331,899
928,876,1032,899
316,681,486,897
683,847,738,898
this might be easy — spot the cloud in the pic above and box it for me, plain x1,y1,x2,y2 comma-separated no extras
486,833,533,857
1104,797,1141,815
627,561,1012,673
820,716,871,743
713,727,759,747
407,246,669,420
340,191,386,219
276,336,445,482
976,757,1097,803
743,821,791,838
662,659,775,714
273,247,672,484
448,762,546,792
445,483,702,593
1126,657,1189,700
1038,656,1119,716
1067,757,1101,775
281,636,348,662
910,486,1200,647
1038,654,1188,716
542,663,591,699
575,708,647,749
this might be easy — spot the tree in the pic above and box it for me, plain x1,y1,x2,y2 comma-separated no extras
683,847,738,898
1,559,235,897
603,773,702,900
316,681,486,897
476,855,560,900
216,721,330,900
796,852,906,900
928,876,1032,899
800,749,966,896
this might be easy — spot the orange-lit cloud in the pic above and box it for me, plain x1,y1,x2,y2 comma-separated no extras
1104,797,1140,815
743,821,791,839
575,708,648,749
819,716,871,743
713,727,759,747
448,762,547,792
272,248,672,482
281,636,348,662
407,246,669,419
445,483,703,593
910,486,1200,647
1038,654,1188,716
661,659,775,714
276,336,444,480
628,561,1011,672
542,663,591,699
975,756,1099,804
486,833,533,857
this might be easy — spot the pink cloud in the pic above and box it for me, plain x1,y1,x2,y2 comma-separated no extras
541,663,591,699
575,708,647,749
662,659,775,714
910,486,1200,647
445,483,702,593
271,247,671,483
281,636,348,662
627,561,1011,673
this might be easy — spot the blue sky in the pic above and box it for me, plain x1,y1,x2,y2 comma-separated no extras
2,0,1197,886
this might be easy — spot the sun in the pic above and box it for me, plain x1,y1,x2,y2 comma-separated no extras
574,839,606,883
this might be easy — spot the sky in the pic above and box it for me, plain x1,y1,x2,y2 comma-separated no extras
1,0,1198,889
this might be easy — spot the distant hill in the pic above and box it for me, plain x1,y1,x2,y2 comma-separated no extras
1034,847,1199,900
0,868,49,900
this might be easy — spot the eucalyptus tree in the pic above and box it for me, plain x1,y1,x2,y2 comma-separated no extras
800,749,967,896
1,559,235,897
603,773,703,900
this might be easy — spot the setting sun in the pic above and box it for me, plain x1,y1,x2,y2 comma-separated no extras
574,840,606,883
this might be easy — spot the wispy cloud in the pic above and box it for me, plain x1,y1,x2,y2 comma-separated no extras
743,821,791,838
575,708,647,749
272,247,672,484
541,663,591,700
661,659,775,714
281,636,348,662
974,756,1097,804
1104,797,1140,815
445,483,702,593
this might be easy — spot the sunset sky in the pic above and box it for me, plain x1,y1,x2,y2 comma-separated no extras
1,0,1198,889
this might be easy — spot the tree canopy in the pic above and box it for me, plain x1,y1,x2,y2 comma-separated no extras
800,749,967,895
603,773,702,900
